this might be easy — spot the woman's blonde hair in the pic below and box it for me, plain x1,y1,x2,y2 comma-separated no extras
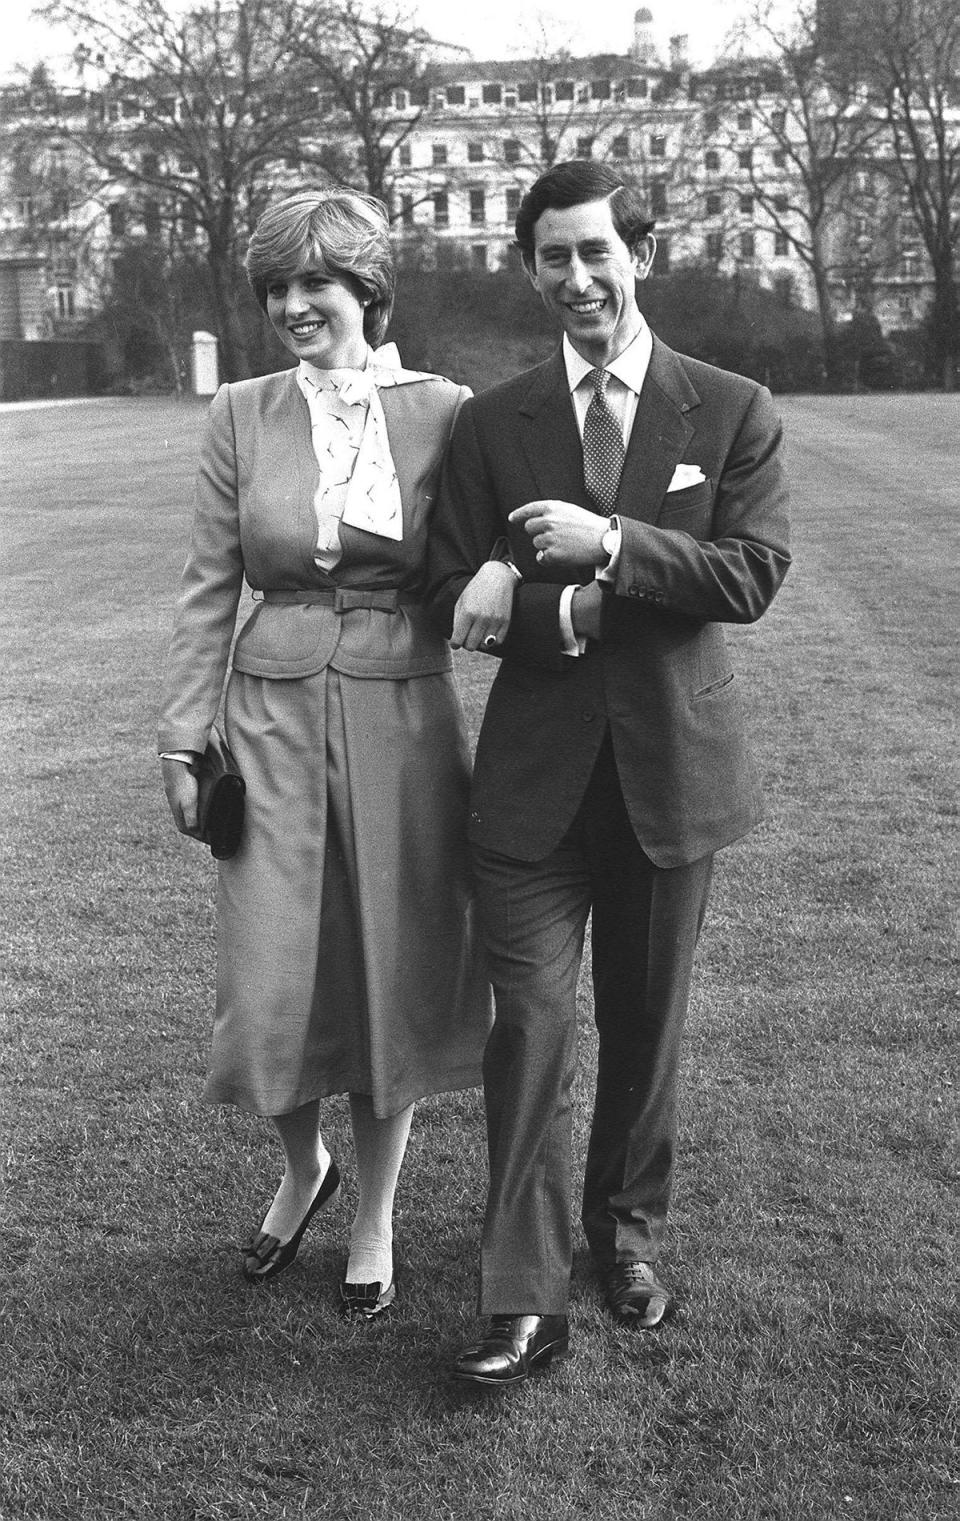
246,189,395,347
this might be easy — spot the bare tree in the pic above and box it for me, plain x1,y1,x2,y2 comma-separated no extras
291,1,449,204
714,0,884,382
36,0,348,378
829,0,960,387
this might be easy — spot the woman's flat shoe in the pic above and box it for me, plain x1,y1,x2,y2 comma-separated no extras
339,1270,398,1320
242,1160,341,1282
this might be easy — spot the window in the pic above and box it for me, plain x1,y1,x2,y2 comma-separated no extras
738,149,753,169
432,143,447,166
410,85,429,106
446,85,465,105
16,196,34,223
737,110,752,131
771,110,786,132
519,82,538,103
706,191,722,217
142,152,159,177
703,109,719,135
506,186,520,219
398,143,412,167
482,83,502,105
740,230,755,258
774,232,789,256
591,79,611,100
626,76,648,98
470,189,486,225
504,138,521,165
705,149,720,171
898,292,913,318
144,200,161,238
773,149,786,168
472,244,487,270
468,141,484,163
739,193,753,214
554,80,574,101
401,194,414,228
433,190,448,227
576,137,594,159
393,89,408,110
56,285,75,319
655,237,669,271
650,179,668,218
178,157,192,173
774,274,793,306
706,232,723,262
774,193,788,212
108,202,127,236
612,134,629,159
650,135,666,158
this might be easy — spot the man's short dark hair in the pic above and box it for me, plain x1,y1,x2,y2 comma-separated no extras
514,160,656,267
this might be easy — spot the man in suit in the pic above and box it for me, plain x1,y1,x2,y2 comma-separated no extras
427,160,791,1387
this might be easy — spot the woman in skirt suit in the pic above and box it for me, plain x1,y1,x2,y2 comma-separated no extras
159,190,506,1317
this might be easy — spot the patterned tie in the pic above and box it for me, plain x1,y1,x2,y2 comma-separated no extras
582,368,625,516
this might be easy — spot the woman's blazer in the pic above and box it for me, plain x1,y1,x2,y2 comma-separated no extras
159,368,470,756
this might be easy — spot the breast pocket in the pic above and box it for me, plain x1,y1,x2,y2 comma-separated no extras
659,479,715,538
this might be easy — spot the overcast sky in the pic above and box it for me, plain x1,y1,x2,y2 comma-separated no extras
0,1,755,79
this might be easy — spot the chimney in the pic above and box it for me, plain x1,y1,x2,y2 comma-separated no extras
669,34,689,70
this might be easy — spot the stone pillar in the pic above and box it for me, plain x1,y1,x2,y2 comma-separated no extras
191,330,219,395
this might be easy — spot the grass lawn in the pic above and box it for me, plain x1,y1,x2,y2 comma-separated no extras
1,391,957,1520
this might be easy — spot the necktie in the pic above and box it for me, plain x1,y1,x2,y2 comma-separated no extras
582,368,625,516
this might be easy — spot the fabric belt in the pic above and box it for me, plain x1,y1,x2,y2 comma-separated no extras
261,588,417,612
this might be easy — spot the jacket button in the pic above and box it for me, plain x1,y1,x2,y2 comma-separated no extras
581,710,595,723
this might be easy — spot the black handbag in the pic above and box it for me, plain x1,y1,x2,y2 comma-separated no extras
193,728,246,859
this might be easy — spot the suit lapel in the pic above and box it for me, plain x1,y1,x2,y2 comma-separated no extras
517,353,587,503
616,337,700,525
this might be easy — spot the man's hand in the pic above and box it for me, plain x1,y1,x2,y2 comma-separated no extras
451,561,518,651
161,756,202,838
570,581,605,642
509,500,607,568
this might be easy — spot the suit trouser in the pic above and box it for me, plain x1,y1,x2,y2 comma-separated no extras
471,735,714,1314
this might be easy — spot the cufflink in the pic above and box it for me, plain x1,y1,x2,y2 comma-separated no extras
601,516,621,561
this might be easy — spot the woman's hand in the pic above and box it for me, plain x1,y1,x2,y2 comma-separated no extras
450,561,518,652
161,756,202,839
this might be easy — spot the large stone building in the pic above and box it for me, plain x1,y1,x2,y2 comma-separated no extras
0,5,940,343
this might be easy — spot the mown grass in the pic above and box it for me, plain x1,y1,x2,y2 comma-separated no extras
1,393,957,1519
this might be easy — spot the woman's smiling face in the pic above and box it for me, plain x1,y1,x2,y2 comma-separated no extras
266,263,368,369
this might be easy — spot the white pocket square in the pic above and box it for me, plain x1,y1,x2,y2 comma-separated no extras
668,464,706,491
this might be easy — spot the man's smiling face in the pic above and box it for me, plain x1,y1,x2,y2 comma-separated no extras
525,196,655,367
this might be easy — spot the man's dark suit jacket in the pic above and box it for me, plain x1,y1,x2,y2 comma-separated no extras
428,337,791,869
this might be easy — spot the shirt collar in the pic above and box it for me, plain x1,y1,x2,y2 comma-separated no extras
562,322,653,396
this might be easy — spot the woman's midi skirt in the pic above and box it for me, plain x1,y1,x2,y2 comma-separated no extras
206,664,491,1118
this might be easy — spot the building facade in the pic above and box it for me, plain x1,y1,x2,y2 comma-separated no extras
0,6,943,343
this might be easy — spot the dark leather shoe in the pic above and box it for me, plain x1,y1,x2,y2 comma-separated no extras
339,1272,397,1320
602,1261,672,1327
242,1160,341,1282
451,1314,569,1386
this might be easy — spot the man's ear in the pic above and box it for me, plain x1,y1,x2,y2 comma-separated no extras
634,234,657,281
521,251,540,292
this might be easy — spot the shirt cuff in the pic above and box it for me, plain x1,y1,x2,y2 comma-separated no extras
596,515,622,584
160,751,199,765
559,584,588,657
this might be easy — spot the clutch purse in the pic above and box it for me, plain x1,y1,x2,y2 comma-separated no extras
193,729,246,859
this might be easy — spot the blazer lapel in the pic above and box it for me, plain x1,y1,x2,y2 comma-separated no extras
517,353,588,503
617,338,700,525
